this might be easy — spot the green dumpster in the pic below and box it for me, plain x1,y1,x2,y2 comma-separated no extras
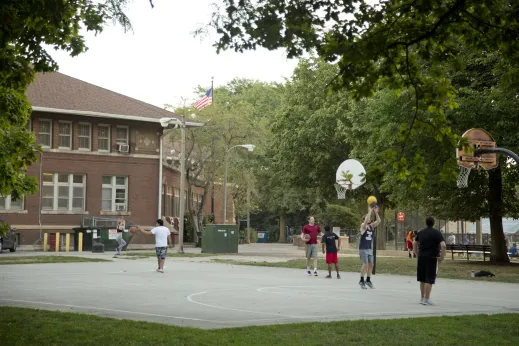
73,228,94,251
201,224,239,254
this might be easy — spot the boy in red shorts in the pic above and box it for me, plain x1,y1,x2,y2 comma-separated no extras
322,225,341,279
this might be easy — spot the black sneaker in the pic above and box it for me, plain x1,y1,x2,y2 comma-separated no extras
366,281,375,289
337,274,341,279
359,281,367,289
325,275,332,279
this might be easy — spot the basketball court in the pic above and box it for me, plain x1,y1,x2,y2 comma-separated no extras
1,258,518,329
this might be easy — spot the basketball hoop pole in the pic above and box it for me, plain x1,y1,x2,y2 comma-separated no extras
474,148,519,164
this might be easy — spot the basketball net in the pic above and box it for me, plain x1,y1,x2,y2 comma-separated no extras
457,166,472,188
334,183,352,199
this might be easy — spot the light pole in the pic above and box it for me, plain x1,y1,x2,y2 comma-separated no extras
159,116,189,253
222,144,255,224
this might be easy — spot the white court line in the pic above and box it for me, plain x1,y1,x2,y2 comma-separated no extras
257,285,518,304
0,298,228,324
14,282,148,292
187,290,305,319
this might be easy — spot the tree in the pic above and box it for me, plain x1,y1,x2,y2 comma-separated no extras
168,80,262,240
204,0,519,184
0,0,134,201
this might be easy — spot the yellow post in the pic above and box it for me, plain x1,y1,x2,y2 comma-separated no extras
43,233,48,252
78,232,83,252
55,232,60,252
65,233,70,252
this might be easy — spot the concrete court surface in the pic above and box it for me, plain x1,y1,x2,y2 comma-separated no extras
1,257,518,330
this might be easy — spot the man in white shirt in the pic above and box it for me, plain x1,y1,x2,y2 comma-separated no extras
138,219,173,273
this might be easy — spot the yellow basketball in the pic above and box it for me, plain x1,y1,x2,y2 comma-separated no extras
367,196,377,206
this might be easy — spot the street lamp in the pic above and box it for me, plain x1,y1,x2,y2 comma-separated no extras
222,144,255,224
159,117,187,253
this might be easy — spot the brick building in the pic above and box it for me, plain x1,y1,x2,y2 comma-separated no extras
0,72,234,249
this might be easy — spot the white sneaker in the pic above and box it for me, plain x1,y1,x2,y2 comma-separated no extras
420,298,425,305
306,270,312,276
423,299,434,305
158,269,164,273
313,270,318,276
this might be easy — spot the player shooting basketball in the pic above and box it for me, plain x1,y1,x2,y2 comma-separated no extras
358,203,380,289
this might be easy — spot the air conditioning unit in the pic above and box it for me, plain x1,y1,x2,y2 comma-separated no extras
117,144,130,153
115,204,127,211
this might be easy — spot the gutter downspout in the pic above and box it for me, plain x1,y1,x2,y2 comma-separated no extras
38,151,43,239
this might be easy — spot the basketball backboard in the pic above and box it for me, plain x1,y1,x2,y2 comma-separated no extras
456,128,497,170
335,159,366,189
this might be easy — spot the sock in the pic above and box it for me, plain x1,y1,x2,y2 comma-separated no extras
360,277,365,282
306,266,310,271
314,268,317,272
366,276,371,282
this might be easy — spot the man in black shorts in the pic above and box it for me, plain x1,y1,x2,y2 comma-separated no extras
413,216,446,305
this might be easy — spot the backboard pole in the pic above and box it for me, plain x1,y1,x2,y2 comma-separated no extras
475,148,519,164
372,227,377,275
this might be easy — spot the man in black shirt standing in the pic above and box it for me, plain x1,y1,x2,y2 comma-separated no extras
413,216,446,305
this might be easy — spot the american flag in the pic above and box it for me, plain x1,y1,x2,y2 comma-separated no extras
193,88,213,111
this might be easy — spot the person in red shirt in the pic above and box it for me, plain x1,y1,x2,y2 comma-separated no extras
302,216,322,276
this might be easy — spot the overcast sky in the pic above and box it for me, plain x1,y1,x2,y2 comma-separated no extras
47,0,298,109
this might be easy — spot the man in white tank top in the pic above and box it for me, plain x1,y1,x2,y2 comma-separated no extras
138,219,172,273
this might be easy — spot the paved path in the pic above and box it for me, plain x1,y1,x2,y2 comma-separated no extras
1,255,518,329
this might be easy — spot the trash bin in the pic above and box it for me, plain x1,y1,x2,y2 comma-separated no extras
201,224,239,254
256,231,269,243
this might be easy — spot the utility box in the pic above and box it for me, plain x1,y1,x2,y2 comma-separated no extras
201,224,239,254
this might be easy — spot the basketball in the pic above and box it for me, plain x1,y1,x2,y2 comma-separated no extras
301,233,311,242
367,196,377,207
129,226,138,234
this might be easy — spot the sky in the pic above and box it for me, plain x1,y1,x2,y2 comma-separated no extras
48,0,299,109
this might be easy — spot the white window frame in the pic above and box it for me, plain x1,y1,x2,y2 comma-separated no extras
102,176,128,212
38,119,52,148
42,173,86,211
0,195,24,211
116,125,129,145
78,122,92,151
58,121,72,150
98,124,111,152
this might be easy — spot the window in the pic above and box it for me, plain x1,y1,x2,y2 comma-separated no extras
59,121,72,149
78,123,91,150
42,173,85,211
102,176,128,212
98,124,110,151
198,193,203,210
27,118,32,132
166,186,173,216
116,126,129,145
0,195,24,211
174,188,180,217
38,119,52,147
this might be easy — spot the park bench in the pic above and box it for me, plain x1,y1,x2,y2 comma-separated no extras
446,244,491,261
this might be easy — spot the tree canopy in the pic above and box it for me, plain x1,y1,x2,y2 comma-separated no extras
0,0,133,200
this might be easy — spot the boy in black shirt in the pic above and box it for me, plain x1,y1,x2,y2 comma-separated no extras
321,225,341,279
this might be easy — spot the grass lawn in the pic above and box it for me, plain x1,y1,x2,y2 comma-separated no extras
213,257,519,283
0,307,517,345
0,256,111,265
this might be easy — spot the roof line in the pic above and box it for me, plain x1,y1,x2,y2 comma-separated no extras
32,106,204,127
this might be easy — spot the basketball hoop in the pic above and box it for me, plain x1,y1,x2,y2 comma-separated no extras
334,183,352,199
456,166,472,188
456,128,497,189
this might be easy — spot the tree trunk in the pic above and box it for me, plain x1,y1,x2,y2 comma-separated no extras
278,213,286,243
488,167,509,263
